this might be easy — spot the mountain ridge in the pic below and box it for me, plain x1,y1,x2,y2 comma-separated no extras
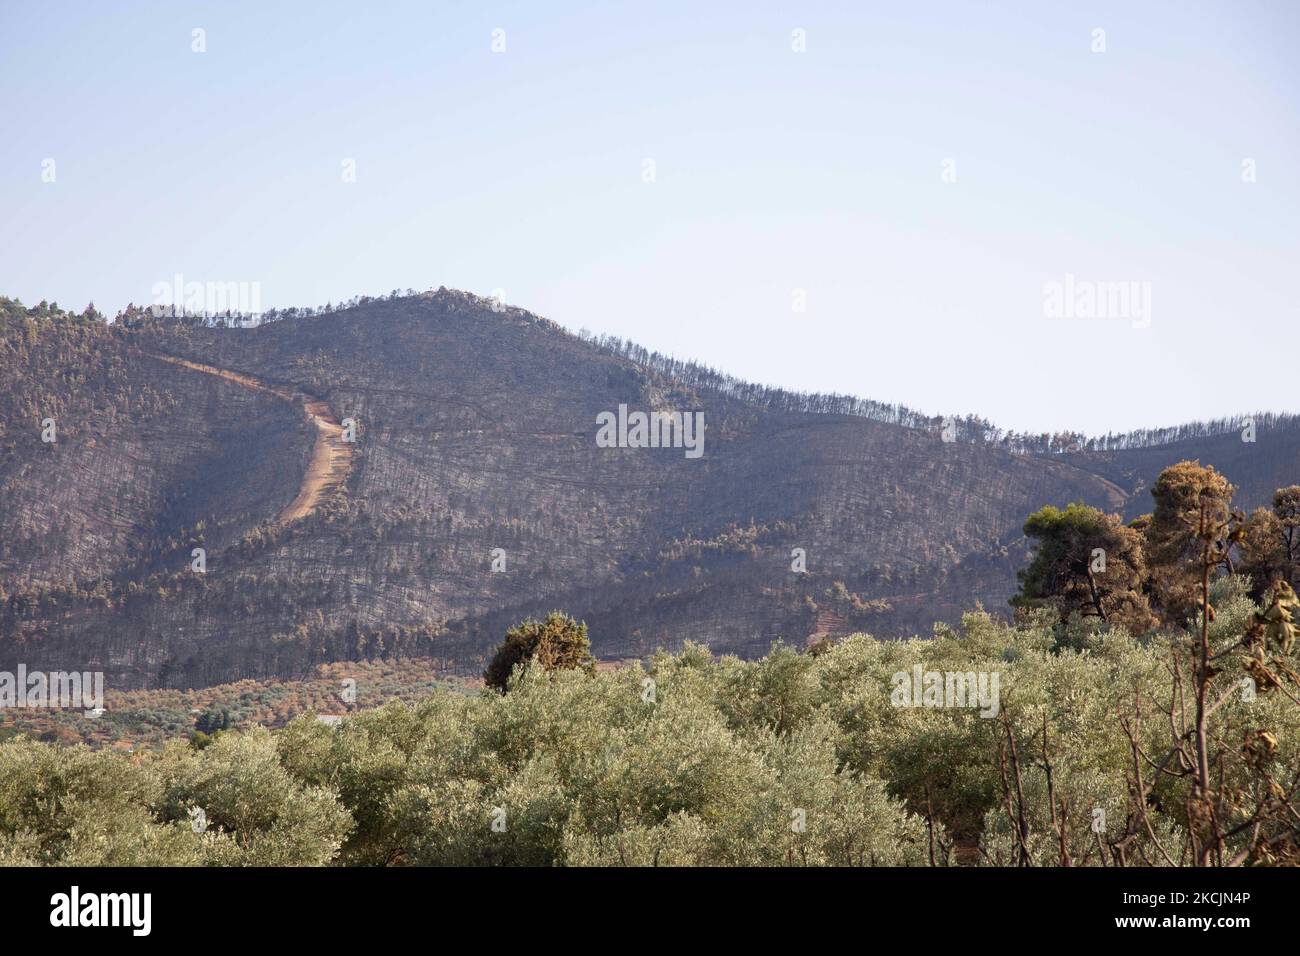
130,286,1296,453
2,290,1297,689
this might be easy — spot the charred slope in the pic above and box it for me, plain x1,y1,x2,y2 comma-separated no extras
1063,428,1300,522
1,291,1296,688
0,313,308,595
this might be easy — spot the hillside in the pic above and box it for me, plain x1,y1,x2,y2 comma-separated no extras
2,290,1297,689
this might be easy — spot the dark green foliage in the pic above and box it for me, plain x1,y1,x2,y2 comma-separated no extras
483,612,594,692
194,707,232,735
1012,502,1155,632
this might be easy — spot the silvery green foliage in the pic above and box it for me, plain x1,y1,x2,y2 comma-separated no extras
1,587,1297,865
0,738,198,866
152,728,352,866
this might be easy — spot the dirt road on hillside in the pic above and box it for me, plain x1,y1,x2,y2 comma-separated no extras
148,353,353,527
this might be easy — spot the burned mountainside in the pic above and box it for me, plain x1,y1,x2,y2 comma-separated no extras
2,290,1297,689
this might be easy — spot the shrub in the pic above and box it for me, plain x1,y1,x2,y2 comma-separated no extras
483,611,594,692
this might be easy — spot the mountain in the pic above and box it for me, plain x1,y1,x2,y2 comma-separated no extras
2,290,1297,690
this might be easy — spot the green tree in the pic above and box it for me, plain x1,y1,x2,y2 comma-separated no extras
0,738,199,866
1011,502,1155,632
194,706,232,735
483,611,595,692
155,728,353,865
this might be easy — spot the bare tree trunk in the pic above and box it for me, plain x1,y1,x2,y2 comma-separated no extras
1085,567,1108,622
1193,501,1216,866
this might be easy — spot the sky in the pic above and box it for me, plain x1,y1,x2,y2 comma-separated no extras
1,0,1297,435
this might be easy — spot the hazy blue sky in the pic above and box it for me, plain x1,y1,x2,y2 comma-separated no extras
2,1,1296,435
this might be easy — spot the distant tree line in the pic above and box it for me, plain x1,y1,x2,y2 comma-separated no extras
8,290,1295,455
574,328,1299,456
